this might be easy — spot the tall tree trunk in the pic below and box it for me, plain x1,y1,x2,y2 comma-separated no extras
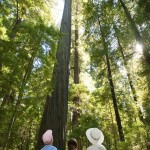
105,52,125,141
118,1,150,147
0,53,2,75
74,2,79,85
72,1,81,149
113,25,137,102
9,0,22,40
114,25,145,122
98,19,125,141
94,1,125,142
35,0,72,150
118,0,150,64
108,102,118,150
72,0,80,127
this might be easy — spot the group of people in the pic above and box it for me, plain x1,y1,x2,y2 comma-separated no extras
41,128,106,150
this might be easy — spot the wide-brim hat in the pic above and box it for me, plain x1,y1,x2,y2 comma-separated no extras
87,144,106,150
86,128,104,145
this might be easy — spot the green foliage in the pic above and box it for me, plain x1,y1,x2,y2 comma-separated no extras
0,0,59,149
69,83,89,101
76,0,150,149
136,0,150,22
0,0,150,149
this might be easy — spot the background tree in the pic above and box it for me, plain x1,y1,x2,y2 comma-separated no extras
0,0,59,149
0,0,150,149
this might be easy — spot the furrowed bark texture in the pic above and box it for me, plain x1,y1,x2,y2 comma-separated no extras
36,0,72,150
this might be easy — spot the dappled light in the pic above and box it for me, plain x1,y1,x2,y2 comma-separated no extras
133,42,143,59
136,43,143,54
0,0,150,150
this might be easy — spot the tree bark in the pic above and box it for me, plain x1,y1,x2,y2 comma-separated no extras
105,52,125,141
97,18,125,141
72,0,80,127
74,1,79,84
35,0,72,150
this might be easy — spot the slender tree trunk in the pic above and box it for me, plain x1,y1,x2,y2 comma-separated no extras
97,17,125,141
108,102,118,150
113,25,137,102
72,0,80,126
105,52,125,141
0,53,2,75
72,2,81,149
9,0,22,40
146,132,150,150
35,0,72,150
25,121,32,150
74,2,79,84
119,0,150,64
3,55,34,150
114,25,145,122
0,89,15,109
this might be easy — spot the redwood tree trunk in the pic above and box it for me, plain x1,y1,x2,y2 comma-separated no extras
74,2,79,84
114,25,145,122
35,0,72,150
97,18,124,141
105,53,125,141
72,0,80,126
113,25,137,102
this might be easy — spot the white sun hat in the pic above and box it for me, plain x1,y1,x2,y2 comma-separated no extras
87,144,106,150
86,128,104,145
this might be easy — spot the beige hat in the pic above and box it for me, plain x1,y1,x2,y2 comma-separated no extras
87,144,106,150
86,128,104,145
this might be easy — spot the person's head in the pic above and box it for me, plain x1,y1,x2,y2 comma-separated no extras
86,128,104,145
42,129,53,145
68,138,78,150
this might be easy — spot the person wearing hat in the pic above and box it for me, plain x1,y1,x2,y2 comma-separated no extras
86,128,106,150
41,129,57,150
67,138,78,150
87,144,106,150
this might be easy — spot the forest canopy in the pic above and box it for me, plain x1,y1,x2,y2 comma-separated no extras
0,0,150,150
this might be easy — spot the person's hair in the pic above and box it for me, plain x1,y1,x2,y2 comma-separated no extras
68,138,78,150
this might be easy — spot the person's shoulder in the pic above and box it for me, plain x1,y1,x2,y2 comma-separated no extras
41,145,57,150
50,145,57,150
